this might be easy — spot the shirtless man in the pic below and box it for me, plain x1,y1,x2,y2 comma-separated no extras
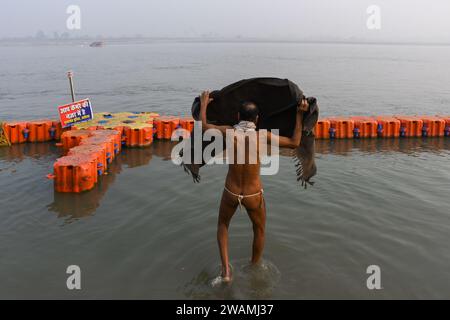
199,91,307,282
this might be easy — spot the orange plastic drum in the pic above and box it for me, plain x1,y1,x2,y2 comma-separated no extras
53,154,98,193
394,116,423,137
3,121,28,144
374,116,400,138
80,136,116,164
315,119,331,139
180,117,195,132
68,144,108,176
60,130,93,150
165,118,180,140
91,130,122,154
328,117,355,139
420,116,446,137
112,126,125,136
437,115,450,137
27,119,53,142
153,117,167,139
111,126,126,148
154,117,180,140
123,126,153,147
350,116,377,138
145,118,155,126
51,120,63,140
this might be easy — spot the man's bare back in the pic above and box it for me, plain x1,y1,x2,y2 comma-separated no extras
226,131,263,196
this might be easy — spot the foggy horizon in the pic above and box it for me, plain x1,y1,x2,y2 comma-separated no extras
1,0,450,43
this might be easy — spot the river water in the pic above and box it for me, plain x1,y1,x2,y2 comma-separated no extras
0,40,449,299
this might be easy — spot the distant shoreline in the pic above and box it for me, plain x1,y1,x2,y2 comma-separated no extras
1,37,450,47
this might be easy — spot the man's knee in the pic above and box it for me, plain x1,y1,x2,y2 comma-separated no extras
218,215,231,228
252,222,265,234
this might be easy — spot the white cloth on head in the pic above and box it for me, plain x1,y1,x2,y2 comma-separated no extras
233,120,256,132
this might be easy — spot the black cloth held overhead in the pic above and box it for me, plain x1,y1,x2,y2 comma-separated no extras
184,77,319,188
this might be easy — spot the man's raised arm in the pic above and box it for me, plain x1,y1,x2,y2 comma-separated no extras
267,98,308,149
199,90,232,135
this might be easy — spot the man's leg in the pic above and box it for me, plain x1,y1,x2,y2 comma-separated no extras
217,190,238,280
245,196,266,264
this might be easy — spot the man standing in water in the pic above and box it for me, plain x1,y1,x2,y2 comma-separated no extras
199,91,307,282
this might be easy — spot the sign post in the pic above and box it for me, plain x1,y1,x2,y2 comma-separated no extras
58,98,94,128
67,71,76,102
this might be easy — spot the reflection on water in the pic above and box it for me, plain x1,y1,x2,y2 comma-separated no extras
0,142,61,168
46,141,179,221
181,259,281,300
0,141,177,221
315,137,450,155
152,140,179,161
47,147,148,221
47,160,121,221
1,138,450,299
119,147,153,168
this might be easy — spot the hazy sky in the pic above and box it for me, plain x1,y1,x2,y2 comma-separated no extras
1,0,450,42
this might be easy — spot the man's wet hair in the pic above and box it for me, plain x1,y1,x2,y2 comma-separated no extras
239,102,259,122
